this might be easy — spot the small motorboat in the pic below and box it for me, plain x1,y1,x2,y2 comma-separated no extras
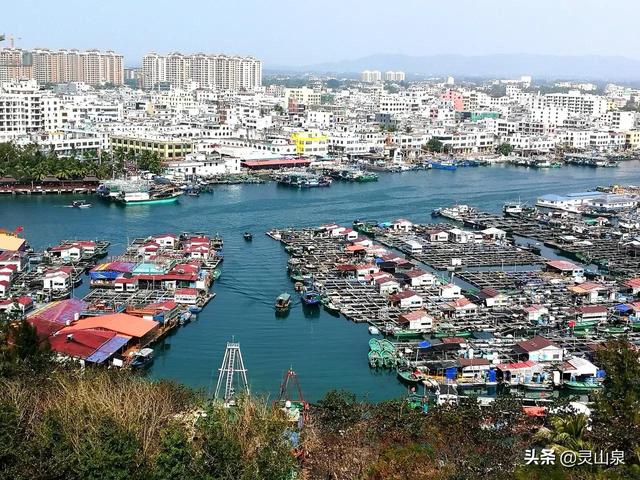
129,348,154,369
275,293,292,312
368,326,380,335
70,200,92,208
322,296,340,315
301,290,321,307
244,232,253,241
179,311,192,325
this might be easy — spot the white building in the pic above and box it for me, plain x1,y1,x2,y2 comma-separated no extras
361,70,382,83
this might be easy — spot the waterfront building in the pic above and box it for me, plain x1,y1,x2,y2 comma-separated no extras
109,133,195,160
290,130,329,156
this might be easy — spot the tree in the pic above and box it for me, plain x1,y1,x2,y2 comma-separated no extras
153,423,195,480
425,138,443,153
497,143,514,156
313,389,364,433
590,339,640,463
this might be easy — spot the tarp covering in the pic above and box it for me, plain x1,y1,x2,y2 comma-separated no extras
418,340,431,349
86,334,131,364
614,303,633,313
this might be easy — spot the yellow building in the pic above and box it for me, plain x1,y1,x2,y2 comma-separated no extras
626,130,640,150
109,135,194,159
290,131,328,156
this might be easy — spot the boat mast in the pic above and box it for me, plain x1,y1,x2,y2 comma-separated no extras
214,340,249,405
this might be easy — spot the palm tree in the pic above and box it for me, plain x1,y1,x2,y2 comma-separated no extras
535,414,592,453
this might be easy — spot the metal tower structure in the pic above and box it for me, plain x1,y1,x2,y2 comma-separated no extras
214,341,249,405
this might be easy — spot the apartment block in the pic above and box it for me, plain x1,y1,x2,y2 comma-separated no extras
0,48,124,85
141,52,262,91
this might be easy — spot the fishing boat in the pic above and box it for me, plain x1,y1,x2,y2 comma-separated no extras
69,200,92,208
563,380,603,392
368,325,380,335
129,348,154,369
321,296,340,315
354,172,378,182
116,190,181,206
301,290,321,306
243,232,253,241
397,369,426,386
429,160,457,170
368,350,383,368
179,311,192,325
275,293,292,312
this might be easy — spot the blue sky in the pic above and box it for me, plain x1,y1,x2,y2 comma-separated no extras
3,0,638,66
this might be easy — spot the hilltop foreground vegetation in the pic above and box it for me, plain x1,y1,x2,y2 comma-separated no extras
1,319,639,479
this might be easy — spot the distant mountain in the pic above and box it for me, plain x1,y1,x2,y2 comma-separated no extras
270,54,640,81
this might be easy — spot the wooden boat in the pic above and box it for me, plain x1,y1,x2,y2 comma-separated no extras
301,290,321,306
275,293,292,312
243,232,253,241
522,381,554,392
563,380,603,392
397,369,425,386
129,348,154,369
321,296,340,315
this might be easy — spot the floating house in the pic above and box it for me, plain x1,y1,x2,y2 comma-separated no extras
389,290,424,310
174,287,199,305
513,336,563,363
546,260,584,278
397,309,434,331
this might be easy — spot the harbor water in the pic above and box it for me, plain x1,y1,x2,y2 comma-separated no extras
4,163,640,401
